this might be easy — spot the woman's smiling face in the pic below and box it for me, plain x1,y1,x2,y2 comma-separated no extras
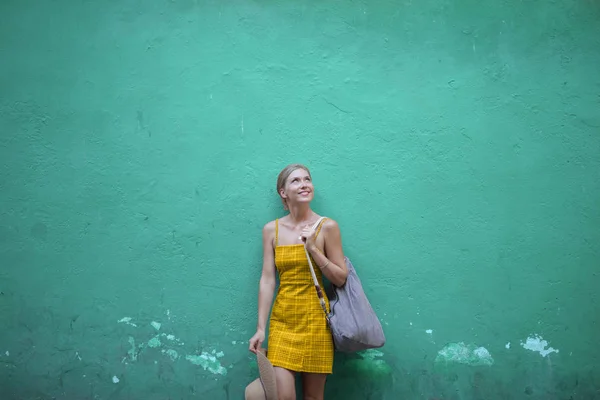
281,168,314,206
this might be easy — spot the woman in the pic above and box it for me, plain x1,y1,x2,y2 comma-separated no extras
249,164,349,400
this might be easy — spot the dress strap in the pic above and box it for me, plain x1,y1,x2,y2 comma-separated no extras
274,219,279,247
314,217,328,239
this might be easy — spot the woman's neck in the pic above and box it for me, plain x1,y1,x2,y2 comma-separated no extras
287,205,314,225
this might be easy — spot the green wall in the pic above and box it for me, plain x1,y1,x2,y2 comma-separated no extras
1,0,599,398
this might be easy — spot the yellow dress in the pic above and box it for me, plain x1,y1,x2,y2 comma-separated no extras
267,218,334,374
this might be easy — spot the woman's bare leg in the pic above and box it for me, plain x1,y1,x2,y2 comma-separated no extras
274,367,296,400
301,373,327,400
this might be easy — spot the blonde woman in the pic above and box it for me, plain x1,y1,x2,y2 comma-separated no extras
249,164,349,400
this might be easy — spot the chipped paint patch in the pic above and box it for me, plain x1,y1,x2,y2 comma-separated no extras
118,317,137,327
5,351,9,356
162,349,179,361
347,349,392,377
186,350,227,375
425,329,433,334
127,336,139,362
505,342,511,349
160,333,184,345
148,336,162,348
520,334,559,357
435,342,494,366
151,321,161,331
112,376,120,383
359,349,384,360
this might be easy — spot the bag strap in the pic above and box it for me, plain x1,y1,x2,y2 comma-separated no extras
304,217,330,319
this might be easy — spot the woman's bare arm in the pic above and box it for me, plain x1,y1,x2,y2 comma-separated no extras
307,219,348,287
256,221,277,332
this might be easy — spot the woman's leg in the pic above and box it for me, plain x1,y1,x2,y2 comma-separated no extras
301,373,327,400
274,367,296,400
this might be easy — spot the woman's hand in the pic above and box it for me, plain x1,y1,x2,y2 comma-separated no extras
248,329,265,354
300,224,318,250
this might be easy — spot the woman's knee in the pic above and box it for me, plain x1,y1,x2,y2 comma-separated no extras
274,367,296,400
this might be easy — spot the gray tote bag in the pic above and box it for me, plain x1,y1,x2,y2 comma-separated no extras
305,218,386,353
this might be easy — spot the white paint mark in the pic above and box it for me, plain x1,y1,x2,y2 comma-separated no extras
409,322,412,326
126,336,140,362
520,334,559,357
359,349,384,360
186,350,227,375
118,317,137,327
473,347,491,359
435,342,494,366
232,341,237,345
112,376,120,383
166,309,171,320
151,321,161,331
148,336,161,348
162,349,179,361
76,351,82,360
356,349,392,373
505,342,511,349
425,329,433,334
5,351,9,356
160,333,183,345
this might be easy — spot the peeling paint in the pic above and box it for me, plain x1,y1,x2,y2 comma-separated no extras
185,350,227,375
520,334,559,357
161,333,184,345
151,321,161,331
112,376,120,383
346,349,392,378
118,317,137,327
127,336,139,361
162,349,179,361
435,342,494,366
505,342,511,349
148,336,161,348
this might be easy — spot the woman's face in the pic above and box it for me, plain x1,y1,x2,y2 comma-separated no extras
282,168,314,206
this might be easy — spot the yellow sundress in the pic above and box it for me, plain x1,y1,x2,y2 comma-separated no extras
266,218,334,374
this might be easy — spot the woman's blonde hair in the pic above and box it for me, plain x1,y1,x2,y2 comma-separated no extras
276,164,311,210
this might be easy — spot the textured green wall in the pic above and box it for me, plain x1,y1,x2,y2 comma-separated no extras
1,0,599,399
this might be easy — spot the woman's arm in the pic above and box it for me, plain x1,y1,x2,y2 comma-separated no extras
256,222,277,332
307,219,348,287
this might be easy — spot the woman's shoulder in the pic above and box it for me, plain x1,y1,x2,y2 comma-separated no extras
321,216,341,232
263,219,277,233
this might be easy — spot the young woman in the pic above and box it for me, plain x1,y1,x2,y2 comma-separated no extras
248,164,349,400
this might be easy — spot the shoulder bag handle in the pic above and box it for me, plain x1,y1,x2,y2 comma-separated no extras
304,217,330,319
